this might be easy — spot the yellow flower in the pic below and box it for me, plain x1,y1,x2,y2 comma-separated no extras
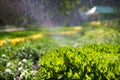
0,40,6,46
10,38,25,45
0,34,44,46
90,21,101,26
59,31,76,35
28,34,44,40
73,26,82,31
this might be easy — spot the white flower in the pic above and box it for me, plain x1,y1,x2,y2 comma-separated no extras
5,68,12,74
18,67,23,71
6,62,11,67
29,54,32,57
23,69,28,73
22,59,27,63
2,54,6,58
31,70,37,76
18,61,22,65
20,72,25,79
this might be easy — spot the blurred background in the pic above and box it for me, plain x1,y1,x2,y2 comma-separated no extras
0,0,120,28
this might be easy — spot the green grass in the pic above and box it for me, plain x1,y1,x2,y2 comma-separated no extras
0,26,76,40
0,27,48,39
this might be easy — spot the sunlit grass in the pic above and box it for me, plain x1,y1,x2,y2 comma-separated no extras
0,27,47,39
0,26,82,46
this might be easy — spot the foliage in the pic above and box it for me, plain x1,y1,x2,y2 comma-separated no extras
36,44,120,80
77,27,120,46
0,26,120,80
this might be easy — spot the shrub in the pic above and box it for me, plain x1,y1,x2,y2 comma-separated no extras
35,44,120,80
79,28,120,45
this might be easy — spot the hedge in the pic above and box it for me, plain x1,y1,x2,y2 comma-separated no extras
35,44,120,80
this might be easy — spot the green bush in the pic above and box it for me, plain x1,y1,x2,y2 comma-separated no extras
35,44,120,80
79,28,120,45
